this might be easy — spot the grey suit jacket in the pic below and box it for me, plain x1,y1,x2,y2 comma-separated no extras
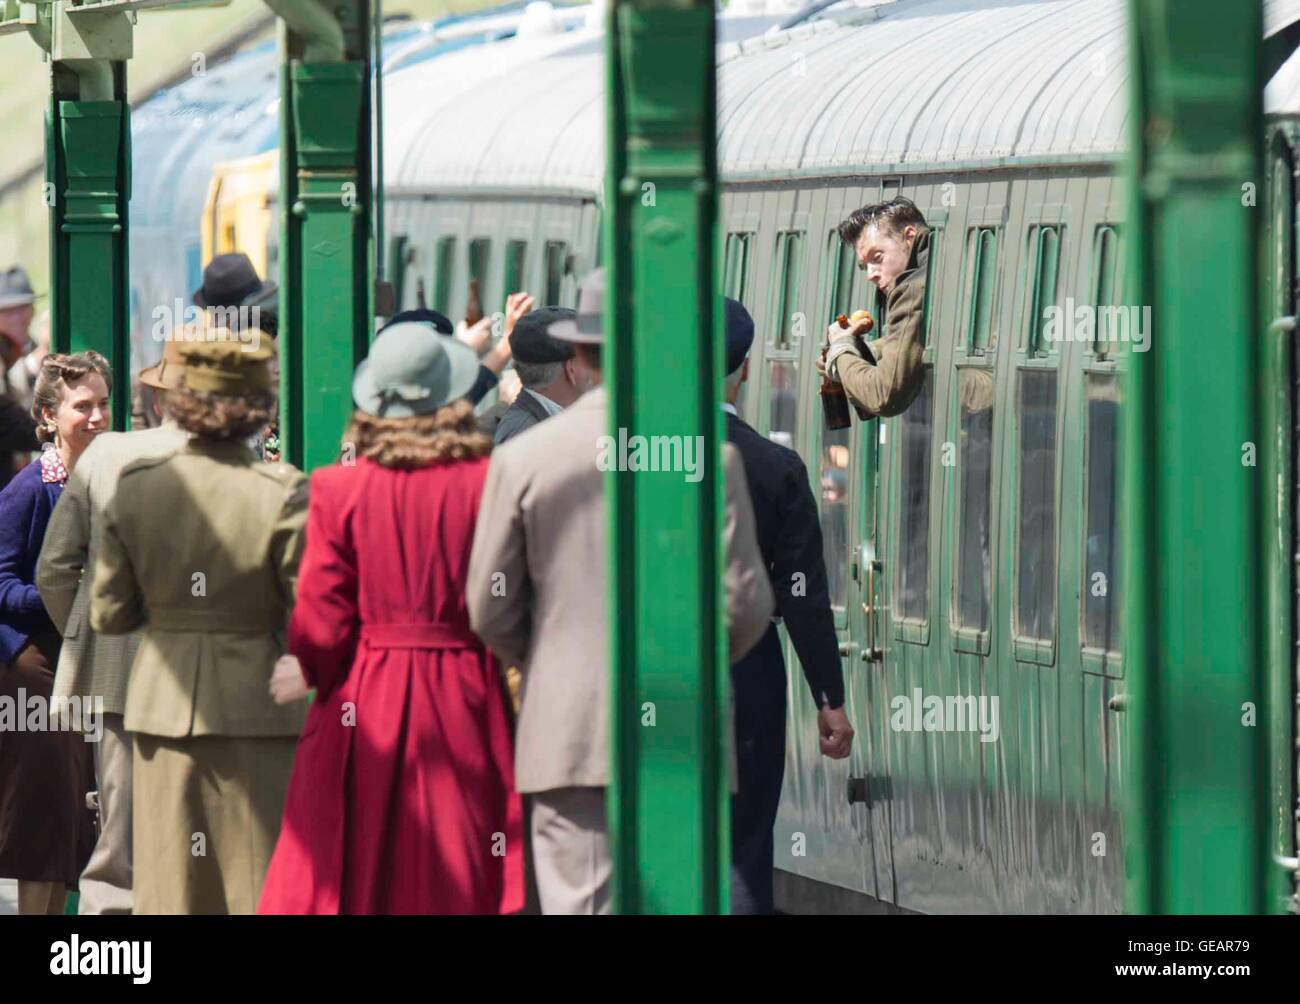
38,422,189,716
493,389,554,446
467,385,774,794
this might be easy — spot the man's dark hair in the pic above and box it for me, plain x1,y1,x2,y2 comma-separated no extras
838,197,929,246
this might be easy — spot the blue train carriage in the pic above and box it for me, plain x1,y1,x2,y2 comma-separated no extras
334,0,1300,913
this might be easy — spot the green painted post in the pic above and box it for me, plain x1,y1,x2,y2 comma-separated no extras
606,0,726,914
47,7,132,423
1124,0,1267,913
273,2,373,473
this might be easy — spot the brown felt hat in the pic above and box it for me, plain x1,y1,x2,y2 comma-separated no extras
137,336,187,392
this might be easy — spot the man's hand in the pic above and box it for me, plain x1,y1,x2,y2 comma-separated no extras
497,368,523,407
503,292,536,339
269,654,311,705
818,704,854,759
457,316,494,356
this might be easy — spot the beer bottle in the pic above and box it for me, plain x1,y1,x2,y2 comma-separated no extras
821,312,874,429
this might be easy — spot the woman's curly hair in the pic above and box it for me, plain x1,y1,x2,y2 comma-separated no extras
342,399,491,469
32,351,112,445
167,388,276,441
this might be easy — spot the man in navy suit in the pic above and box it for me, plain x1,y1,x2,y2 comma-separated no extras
723,297,855,915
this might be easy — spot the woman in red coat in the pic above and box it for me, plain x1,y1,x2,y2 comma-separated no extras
258,323,523,914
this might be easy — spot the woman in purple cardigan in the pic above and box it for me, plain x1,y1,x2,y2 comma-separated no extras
0,352,110,914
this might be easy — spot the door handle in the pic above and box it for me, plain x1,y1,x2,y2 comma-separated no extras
860,553,883,663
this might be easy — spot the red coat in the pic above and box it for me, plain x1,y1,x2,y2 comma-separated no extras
258,456,523,914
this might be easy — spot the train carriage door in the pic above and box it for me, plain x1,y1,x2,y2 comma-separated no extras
824,215,898,905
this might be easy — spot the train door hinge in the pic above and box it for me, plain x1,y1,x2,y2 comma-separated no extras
847,774,892,807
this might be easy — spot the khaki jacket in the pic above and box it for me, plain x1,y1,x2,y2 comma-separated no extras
467,386,775,794
837,229,931,418
38,423,189,717
89,439,309,739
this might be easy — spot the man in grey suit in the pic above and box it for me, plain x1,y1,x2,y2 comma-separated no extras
468,268,774,915
492,306,583,446
36,336,189,914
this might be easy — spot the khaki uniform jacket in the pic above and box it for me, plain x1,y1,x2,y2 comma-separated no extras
89,439,309,739
38,423,189,717
837,229,932,418
467,386,775,795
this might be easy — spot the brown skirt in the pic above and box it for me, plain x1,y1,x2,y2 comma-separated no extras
0,632,96,883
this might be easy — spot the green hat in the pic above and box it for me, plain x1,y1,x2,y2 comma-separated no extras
178,333,274,395
353,321,479,418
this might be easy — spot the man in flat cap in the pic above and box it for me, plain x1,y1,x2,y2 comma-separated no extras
491,307,582,446
721,297,854,915
467,268,775,915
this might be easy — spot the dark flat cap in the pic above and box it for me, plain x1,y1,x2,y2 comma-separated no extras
513,307,576,364
725,297,755,375
381,308,454,335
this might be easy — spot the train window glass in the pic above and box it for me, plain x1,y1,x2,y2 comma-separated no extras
724,233,753,301
1016,370,1058,641
895,368,933,620
819,424,852,610
766,359,799,450
830,231,857,320
772,232,803,349
955,367,996,632
1083,373,1121,653
504,240,527,297
1092,226,1121,358
967,227,998,354
469,238,491,293
388,236,408,310
1028,226,1062,355
919,227,941,346
544,241,568,305
433,236,456,314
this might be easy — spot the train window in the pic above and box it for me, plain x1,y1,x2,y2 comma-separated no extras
895,368,933,621
388,236,408,310
955,367,996,632
967,227,998,354
829,231,857,320
723,233,753,301
772,232,803,349
1083,373,1121,653
433,236,456,314
544,241,569,305
504,240,527,297
468,238,491,291
1016,370,1058,641
766,359,798,450
819,423,852,611
1092,226,1121,358
1028,226,1062,355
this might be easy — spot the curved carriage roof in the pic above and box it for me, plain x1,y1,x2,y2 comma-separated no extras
390,0,1300,197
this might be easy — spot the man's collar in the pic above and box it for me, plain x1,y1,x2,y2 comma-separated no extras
524,387,564,418
721,402,738,417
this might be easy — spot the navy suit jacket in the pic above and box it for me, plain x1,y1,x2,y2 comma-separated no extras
0,458,61,664
725,412,845,709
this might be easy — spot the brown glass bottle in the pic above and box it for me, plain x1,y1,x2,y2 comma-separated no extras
820,345,853,430
465,277,484,326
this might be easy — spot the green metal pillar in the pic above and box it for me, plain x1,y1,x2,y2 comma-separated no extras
47,3,133,422
272,0,373,473
606,0,725,913
1124,0,1268,912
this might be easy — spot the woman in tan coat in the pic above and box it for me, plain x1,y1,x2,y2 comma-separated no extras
90,335,308,914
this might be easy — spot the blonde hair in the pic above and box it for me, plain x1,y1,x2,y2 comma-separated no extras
32,351,112,445
342,399,491,469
